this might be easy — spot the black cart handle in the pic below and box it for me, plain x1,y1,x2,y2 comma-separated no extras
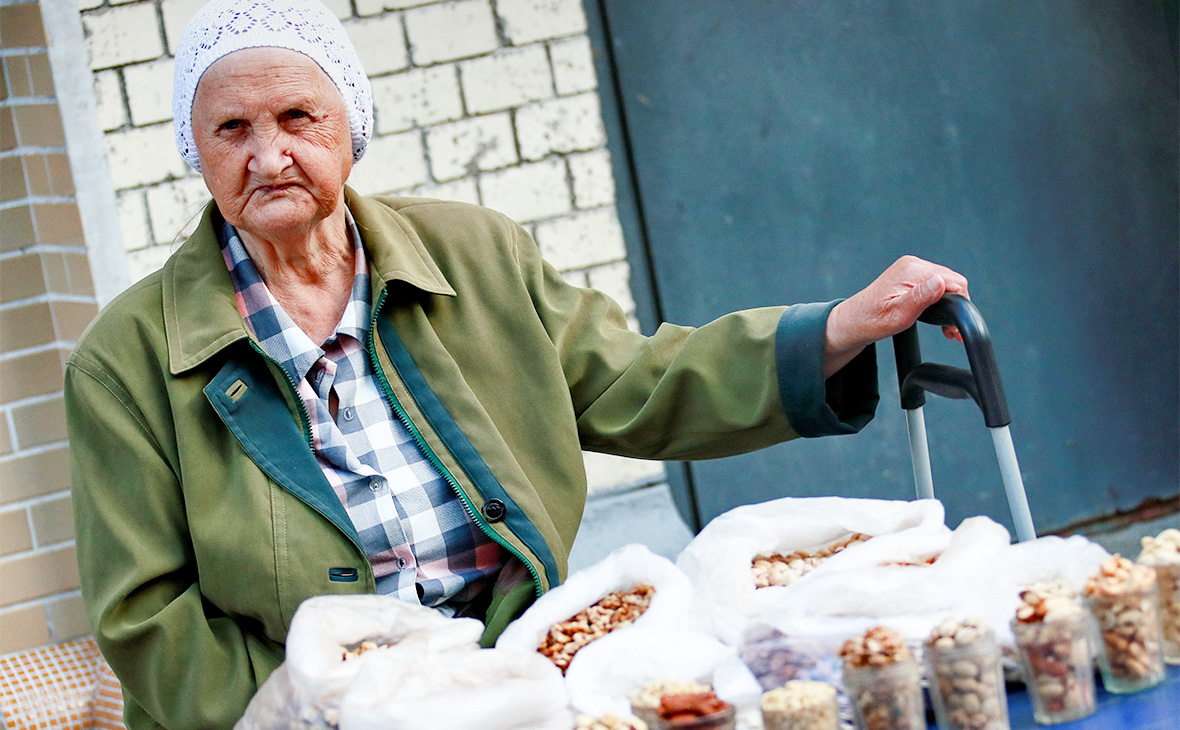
892,293,1011,428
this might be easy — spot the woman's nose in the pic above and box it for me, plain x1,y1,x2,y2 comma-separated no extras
247,133,292,177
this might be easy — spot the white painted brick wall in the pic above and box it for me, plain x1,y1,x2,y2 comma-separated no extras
478,158,570,223
549,35,597,96
460,46,553,115
425,113,517,180
345,14,410,76
124,59,175,127
104,124,187,189
517,92,606,160
533,207,627,271
371,66,463,134
497,0,587,45
83,3,164,70
347,131,430,195
93,69,125,131
404,1,498,66
81,0,658,502
145,177,211,245
568,149,615,208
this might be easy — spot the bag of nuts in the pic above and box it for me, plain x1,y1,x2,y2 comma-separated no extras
1137,527,1180,664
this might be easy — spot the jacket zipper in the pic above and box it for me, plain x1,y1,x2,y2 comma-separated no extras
248,340,314,449
366,289,544,599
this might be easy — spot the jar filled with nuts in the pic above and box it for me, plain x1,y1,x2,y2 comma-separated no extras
760,680,839,730
838,626,925,730
923,618,1009,730
649,691,735,730
1137,527,1180,664
1010,581,1096,725
629,680,713,729
1084,554,1166,693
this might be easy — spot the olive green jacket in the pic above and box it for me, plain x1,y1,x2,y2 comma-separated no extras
65,190,877,730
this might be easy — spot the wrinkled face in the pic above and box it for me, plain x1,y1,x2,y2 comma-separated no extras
191,47,352,242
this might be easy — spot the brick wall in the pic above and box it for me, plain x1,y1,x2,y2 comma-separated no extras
0,0,97,655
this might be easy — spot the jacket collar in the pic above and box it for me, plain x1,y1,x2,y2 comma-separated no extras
163,186,456,375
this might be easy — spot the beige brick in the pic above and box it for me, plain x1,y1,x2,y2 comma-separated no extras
345,14,409,76
0,447,71,505
13,103,65,147
52,301,98,343
93,69,126,132
0,544,80,605
145,177,210,246
348,131,428,196
425,112,516,181
48,593,92,642
568,149,615,209
404,0,498,66
27,52,54,97
371,65,463,135
0,416,11,458
32,202,84,246
0,253,48,304
533,206,625,272
0,507,32,556
63,253,95,298
45,153,75,197
10,397,67,451
395,177,480,205
0,105,16,153
0,351,65,406
41,251,70,295
21,152,50,197
84,3,166,70
0,302,55,352
0,604,50,655
549,35,596,95
516,92,604,160
0,4,47,48
117,190,153,251
497,0,586,45
124,58,175,127
160,0,208,56
586,260,636,315
460,46,553,114
126,245,172,284
0,155,24,203
0,204,35,253
478,158,570,223
105,124,188,190
31,495,74,547
4,56,33,98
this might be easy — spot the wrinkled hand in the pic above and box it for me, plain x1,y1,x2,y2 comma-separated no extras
825,255,970,377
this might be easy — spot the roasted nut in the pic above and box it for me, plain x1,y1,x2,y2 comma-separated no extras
574,712,649,730
840,627,924,730
537,584,655,674
924,618,1007,730
1138,528,1180,663
340,638,392,661
1085,554,1165,689
1012,582,1096,721
752,533,872,588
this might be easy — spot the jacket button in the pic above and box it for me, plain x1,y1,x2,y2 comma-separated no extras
482,499,506,523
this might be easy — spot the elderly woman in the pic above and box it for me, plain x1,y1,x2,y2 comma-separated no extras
65,0,968,727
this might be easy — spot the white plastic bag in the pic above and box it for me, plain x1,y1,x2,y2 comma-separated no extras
338,644,571,730
677,497,950,644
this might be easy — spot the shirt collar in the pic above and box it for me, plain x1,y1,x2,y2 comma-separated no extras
219,212,372,385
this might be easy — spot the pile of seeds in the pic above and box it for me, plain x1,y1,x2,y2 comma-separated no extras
752,533,872,588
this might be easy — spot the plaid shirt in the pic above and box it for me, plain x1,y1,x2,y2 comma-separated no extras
219,216,503,615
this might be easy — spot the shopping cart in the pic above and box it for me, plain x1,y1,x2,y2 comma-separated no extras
892,293,1037,542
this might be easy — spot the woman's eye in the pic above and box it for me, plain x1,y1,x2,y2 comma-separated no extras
285,109,310,122
218,119,245,133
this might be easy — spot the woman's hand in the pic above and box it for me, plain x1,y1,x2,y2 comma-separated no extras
825,255,970,377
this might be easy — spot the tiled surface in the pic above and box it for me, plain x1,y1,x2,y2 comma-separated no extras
0,604,50,655
30,495,75,547
0,446,71,505
0,544,80,605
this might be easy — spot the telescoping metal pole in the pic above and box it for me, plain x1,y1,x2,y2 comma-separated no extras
905,407,935,501
991,425,1036,542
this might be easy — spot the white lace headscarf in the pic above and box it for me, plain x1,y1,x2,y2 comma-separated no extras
172,0,373,172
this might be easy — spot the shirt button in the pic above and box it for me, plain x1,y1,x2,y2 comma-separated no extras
397,557,407,569
482,498,507,523
343,407,354,421
369,478,385,493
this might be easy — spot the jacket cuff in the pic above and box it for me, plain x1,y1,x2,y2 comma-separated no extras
775,301,880,437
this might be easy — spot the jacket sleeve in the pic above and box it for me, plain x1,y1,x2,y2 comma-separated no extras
66,352,280,730
513,224,878,460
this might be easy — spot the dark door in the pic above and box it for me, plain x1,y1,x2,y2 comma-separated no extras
589,1,1179,534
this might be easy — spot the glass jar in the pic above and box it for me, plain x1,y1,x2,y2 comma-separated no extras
841,659,925,730
760,681,839,730
650,704,736,730
1150,563,1180,664
1087,579,1166,693
1011,612,1096,724
923,627,1009,730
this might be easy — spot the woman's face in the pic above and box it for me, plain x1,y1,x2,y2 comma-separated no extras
191,48,352,242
